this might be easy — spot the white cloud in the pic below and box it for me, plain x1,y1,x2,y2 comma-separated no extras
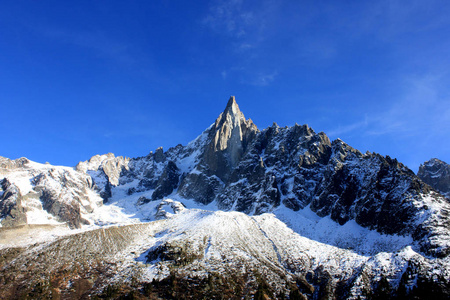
221,71,227,79
251,71,278,86
203,0,252,38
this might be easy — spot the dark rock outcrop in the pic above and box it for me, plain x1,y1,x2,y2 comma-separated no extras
418,158,450,198
0,178,27,227
152,161,180,200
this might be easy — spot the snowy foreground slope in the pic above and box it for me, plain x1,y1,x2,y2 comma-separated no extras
1,201,449,299
1,97,450,298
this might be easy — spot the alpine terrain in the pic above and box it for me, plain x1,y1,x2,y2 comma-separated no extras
1,97,450,299
418,158,450,199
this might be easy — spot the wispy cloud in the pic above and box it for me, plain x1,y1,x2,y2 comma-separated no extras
249,71,278,86
370,74,449,136
220,66,278,86
326,118,369,137
221,70,228,79
203,0,257,39
328,72,450,140
203,0,280,86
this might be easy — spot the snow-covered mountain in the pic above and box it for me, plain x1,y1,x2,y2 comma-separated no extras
418,158,450,199
1,96,450,299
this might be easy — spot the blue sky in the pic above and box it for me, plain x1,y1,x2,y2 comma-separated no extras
1,0,449,172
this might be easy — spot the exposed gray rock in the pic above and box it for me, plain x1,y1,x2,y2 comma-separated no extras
201,96,258,181
418,158,450,198
100,181,112,203
0,178,27,227
154,147,166,163
178,171,224,205
37,188,86,229
0,156,30,170
136,196,152,205
76,153,130,186
152,161,180,200
154,199,185,219
31,169,94,229
76,153,130,202
169,98,450,256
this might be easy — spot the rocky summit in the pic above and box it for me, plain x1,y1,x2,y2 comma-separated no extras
418,158,450,199
1,97,450,299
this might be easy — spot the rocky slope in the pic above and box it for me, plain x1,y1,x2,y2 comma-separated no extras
1,203,449,299
0,157,105,229
81,96,450,258
418,158,450,198
1,96,450,298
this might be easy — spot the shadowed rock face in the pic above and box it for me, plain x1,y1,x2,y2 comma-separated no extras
170,98,450,257
0,178,27,227
151,161,180,200
418,158,450,198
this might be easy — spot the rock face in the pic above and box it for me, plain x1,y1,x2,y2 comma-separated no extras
76,153,130,186
418,158,450,198
201,96,258,180
151,161,180,200
0,178,27,227
31,169,94,228
0,156,102,229
76,153,130,203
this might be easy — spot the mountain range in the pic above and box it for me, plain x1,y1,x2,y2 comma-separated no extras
1,97,449,299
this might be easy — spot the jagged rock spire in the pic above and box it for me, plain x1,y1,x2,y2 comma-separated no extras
223,96,239,115
212,96,256,151
202,96,258,180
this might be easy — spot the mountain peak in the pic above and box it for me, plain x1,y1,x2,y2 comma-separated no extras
224,95,240,117
418,158,450,198
201,96,259,180
227,95,236,107
215,96,250,129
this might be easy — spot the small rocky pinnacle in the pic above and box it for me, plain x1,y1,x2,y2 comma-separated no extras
227,95,236,106
224,96,241,116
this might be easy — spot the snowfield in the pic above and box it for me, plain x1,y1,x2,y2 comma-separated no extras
2,198,449,299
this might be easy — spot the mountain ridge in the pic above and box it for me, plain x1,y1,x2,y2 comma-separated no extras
1,96,450,298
